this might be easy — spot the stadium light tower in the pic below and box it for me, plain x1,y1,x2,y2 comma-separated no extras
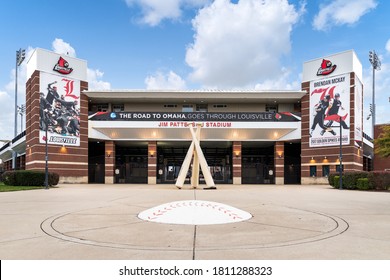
15,48,26,137
368,50,381,171
17,104,26,132
12,48,25,170
368,50,381,134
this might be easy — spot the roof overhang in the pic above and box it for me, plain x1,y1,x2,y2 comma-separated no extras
0,135,26,162
83,90,307,104
89,121,301,142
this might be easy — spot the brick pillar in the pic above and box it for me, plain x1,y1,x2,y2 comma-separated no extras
20,155,26,170
301,73,363,185
25,70,40,172
25,69,89,183
232,141,242,185
148,141,157,184
105,141,115,184
275,141,285,185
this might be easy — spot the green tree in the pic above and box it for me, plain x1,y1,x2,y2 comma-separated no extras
375,125,390,158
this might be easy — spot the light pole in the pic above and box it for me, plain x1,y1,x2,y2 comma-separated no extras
17,104,26,132
45,120,49,189
339,115,343,190
368,50,381,171
13,48,26,170
15,48,26,137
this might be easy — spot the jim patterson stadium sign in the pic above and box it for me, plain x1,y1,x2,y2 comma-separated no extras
89,112,301,122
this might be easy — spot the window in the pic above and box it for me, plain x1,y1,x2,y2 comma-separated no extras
310,166,317,177
213,104,227,108
90,104,109,112
182,104,193,112
98,104,109,112
164,104,177,108
266,104,278,113
294,102,301,112
196,104,208,112
322,165,330,177
112,104,124,112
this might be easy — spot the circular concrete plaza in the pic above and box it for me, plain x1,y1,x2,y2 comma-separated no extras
0,184,389,259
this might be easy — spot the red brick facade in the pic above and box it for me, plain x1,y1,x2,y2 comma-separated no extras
148,141,157,184
25,70,88,183
301,73,363,184
274,141,284,184
232,141,242,184
105,141,115,183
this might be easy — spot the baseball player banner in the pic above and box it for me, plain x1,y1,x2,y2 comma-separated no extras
309,73,350,147
39,72,80,146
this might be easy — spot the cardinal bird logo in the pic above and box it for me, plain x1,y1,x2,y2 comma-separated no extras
53,57,73,75
317,59,337,76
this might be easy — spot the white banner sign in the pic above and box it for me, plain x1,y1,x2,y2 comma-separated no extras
39,72,80,146
309,73,350,147
90,121,299,129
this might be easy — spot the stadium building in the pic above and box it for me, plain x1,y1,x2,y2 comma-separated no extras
0,49,376,185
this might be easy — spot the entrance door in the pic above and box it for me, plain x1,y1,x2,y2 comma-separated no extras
115,145,148,184
164,163,181,182
284,142,301,184
157,142,232,184
241,144,275,184
88,141,105,183
242,158,273,184
115,156,147,183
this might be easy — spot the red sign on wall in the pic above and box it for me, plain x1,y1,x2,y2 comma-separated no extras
53,57,73,75
317,59,337,76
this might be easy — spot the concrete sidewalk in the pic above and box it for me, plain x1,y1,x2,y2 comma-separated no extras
0,184,389,260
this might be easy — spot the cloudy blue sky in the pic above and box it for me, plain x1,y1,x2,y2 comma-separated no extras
0,0,389,141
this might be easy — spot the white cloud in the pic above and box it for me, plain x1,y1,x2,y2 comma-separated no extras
145,71,186,89
52,38,76,57
51,39,111,90
185,0,301,88
125,0,210,26
87,69,111,90
386,39,390,53
255,68,300,90
0,90,14,140
313,0,377,31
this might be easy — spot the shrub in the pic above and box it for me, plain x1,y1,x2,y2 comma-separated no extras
329,171,369,190
368,172,390,191
48,172,60,186
342,171,369,190
333,175,341,188
328,173,337,187
356,178,370,190
2,171,17,186
2,170,59,187
15,171,43,186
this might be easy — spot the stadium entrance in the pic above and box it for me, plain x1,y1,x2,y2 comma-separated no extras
241,142,275,184
157,141,232,184
115,143,148,184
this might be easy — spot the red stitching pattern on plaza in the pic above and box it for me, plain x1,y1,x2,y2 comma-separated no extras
147,201,243,221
